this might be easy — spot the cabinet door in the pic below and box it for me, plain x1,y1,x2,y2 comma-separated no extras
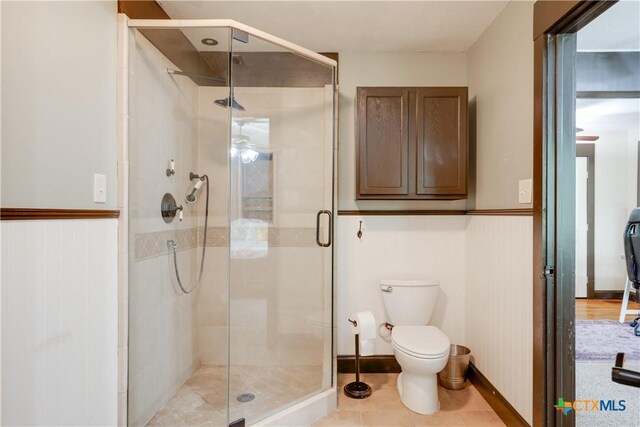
416,87,467,196
357,87,409,197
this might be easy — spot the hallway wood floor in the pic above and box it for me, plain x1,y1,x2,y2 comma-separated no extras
575,298,640,320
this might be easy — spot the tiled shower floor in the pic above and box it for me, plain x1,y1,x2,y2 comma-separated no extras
146,365,322,426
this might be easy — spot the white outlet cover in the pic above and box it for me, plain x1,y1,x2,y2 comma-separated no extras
93,173,107,203
518,179,532,204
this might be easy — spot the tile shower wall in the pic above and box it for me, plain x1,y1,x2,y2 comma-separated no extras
196,86,333,374
195,86,229,368
465,215,533,424
127,29,201,427
0,219,118,426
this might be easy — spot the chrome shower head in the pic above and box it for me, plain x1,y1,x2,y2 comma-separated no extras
214,97,246,111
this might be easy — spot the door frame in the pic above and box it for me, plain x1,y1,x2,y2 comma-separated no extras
576,144,595,299
532,1,617,426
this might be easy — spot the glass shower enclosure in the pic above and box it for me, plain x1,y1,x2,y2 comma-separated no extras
124,19,336,427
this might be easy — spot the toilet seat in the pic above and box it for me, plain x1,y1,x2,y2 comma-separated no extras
392,325,450,359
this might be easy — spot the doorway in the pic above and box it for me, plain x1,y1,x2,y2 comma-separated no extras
533,0,640,425
575,144,594,299
573,93,640,425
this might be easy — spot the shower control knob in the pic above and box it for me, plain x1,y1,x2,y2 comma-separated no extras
166,159,176,176
161,193,183,224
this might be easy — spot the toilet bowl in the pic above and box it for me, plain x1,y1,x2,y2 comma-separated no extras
392,325,450,414
380,279,450,415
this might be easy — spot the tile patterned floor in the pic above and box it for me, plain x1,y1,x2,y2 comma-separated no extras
313,373,505,427
146,365,322,426
145,366,226,427
146,369,503,427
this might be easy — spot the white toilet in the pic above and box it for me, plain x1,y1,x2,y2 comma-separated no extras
380,279,450,415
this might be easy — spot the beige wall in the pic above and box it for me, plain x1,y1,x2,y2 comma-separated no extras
1,1,117,209
593,131,639,291
336,3,534,425
464,1,534,423
337,52,468,211
337,2,533,212
467,0,534,210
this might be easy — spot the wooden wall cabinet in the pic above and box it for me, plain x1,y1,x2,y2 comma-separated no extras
356,87,468,200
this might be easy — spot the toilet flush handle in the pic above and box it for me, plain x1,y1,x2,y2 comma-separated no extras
381,286,393,293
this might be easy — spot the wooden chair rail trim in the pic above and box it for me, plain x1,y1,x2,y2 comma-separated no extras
337,209,533,216
1,208,121,221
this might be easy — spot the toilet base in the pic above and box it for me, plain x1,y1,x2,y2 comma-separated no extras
397,372,440,415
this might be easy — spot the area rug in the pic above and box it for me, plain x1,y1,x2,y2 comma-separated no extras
576,361,640,427
575,320,640,361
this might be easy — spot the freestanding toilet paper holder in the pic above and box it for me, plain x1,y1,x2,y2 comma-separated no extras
344,318,372,399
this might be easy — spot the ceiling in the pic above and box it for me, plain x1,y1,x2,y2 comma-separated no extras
578,0,640,52
577,98,640,133
158,1,508,52
576,1,640,135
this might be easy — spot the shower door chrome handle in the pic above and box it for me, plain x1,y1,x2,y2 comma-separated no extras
316,210,333,247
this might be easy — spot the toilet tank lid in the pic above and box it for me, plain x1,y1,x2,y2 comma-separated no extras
380,279,439,287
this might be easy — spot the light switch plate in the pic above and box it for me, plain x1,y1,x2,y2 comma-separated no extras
519,179,532,204
93,173,107,203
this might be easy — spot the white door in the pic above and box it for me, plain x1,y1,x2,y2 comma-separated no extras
575,157,589,298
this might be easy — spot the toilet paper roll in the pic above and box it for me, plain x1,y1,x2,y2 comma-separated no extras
349,311,376,356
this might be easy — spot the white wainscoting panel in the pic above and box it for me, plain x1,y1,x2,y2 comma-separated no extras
336,215,467,355
465,215,533,424
1,219,118,426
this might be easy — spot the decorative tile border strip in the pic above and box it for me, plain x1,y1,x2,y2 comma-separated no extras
268,227,317,247
198,227,229,247
134,228,199,262
134,226,317,261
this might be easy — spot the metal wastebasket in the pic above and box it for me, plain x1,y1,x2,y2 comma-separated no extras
438,345,471,390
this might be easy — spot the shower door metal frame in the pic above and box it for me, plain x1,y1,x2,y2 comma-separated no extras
127,19,338,69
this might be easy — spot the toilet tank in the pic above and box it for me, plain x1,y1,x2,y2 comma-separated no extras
380,279,440,325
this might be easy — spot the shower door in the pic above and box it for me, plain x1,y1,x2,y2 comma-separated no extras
227,32,336,425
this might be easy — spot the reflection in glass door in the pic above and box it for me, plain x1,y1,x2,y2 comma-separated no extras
227,33,335,425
